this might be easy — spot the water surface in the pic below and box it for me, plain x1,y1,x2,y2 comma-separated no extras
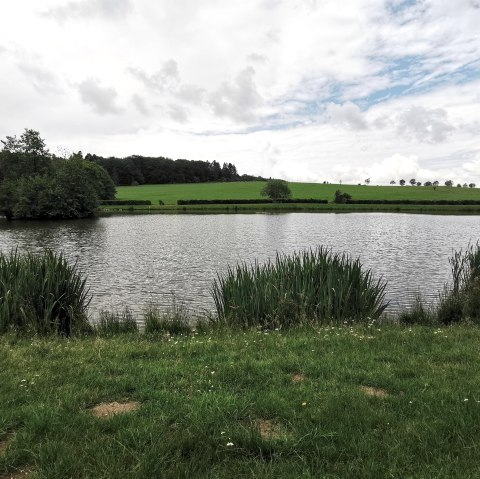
1,212,479,318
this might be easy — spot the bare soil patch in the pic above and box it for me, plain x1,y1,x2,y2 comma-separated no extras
359,385,390,398
0,434,14,456
0,467,32,479
90,401,141,418
256,419,285,440
291,373,305,383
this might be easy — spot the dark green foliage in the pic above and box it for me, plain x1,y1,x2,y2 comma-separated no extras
398,295,436,325
177,198,327,205
86,154,255,186
0,250,91,336
334,190,352,204
0,130,115,219
99,200,152,206
261,179,292,201
211,247,388,328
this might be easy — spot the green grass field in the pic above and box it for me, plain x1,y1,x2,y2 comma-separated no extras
116,182,480,205
2,325,480,478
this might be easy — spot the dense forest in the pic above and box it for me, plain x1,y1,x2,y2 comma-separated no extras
85,154,264,186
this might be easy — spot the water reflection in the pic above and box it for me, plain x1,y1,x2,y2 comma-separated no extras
1,212,479,317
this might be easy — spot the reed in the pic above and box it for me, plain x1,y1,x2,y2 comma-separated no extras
95,307,138,335
0,249,91,335
211,247,388,328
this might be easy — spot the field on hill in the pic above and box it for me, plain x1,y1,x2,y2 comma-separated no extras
116,182,480,205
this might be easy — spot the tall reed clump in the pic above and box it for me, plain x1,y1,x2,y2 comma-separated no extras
211,247,388,328
437,243,480,324
0,249,91,336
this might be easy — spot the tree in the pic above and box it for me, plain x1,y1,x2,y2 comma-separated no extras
334,190,352,204
445,180,453,187
416,181,422,186
424,181,432,187
469,183,476,188
409,178,416,186
365,178,370,185
390,180,396,185
261,179,292,201
399,179,406,186
433,181,439,189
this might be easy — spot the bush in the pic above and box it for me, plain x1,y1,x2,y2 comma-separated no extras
95,307,138,336
211,247,388,329
261,179,292,201
0,250,91,336
176,199,327,205
334,190,352,204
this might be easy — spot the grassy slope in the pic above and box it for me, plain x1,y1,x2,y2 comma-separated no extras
2,325,480,478
116,182,480,205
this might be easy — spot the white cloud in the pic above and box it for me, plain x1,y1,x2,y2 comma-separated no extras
396,106,454,143
208,67,263,123
326,102,368,130
78,79,122,115
44,0,132,22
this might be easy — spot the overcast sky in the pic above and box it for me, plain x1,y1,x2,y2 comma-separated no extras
1,0,479,184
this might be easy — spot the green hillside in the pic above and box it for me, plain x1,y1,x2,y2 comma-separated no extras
116,182,480,205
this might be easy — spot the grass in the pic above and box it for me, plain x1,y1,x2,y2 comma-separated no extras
212,247,388,328
0,250,91,336
115,181,480,205
2,325,480,478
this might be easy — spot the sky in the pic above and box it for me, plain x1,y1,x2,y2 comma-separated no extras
1,0,479,185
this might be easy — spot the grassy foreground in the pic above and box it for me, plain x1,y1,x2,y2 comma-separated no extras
2,325,480,478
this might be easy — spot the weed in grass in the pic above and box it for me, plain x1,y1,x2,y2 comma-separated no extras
144,299,192,335
95,307,138,336
212,246,388,328
90,401,141,418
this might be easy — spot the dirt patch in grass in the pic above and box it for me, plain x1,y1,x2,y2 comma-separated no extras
256,419,285,440
0,434,14,456
359,385,390,398
291,373,305,383
90,401,141,418
0,467,32,479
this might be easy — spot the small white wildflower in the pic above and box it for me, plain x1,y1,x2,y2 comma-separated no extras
226,442,234,447
464,398,469,402
221,431,226,435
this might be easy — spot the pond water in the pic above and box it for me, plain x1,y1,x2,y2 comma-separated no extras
1,212,479,319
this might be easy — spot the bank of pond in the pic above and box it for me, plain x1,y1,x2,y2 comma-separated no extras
0,245,478,337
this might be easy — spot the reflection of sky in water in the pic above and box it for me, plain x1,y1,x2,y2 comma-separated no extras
1,213,479,318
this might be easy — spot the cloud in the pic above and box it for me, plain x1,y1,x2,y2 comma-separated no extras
168,104,189,123
176,84,205,105
128,60,180,93
44,0,132,21
132,94,149,115
208,67,263,123
247,53,268,64
396,106,454,143
17,59,61,95
78,78,122,115
326,102,368,130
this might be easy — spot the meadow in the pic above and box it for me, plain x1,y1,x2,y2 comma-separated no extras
2,325,480,479
115,181,480,205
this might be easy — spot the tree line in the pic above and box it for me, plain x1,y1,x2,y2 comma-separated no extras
86,154,264,186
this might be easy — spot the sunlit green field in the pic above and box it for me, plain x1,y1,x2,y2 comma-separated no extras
116,182,480,205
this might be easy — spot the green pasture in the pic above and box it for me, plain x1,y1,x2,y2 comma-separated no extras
116,182,480,205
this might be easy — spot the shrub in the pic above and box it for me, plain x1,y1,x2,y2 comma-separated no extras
211,247,388,329
95,307,138,336
334,190,352,204
0,250,91,336
144,300,192,335
260,179,292,201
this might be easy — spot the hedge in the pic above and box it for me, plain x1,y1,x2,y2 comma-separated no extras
345,199,480,205
177,199,328,205
99,200,152,206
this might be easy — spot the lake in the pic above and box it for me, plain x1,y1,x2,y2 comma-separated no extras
1,212,479,319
